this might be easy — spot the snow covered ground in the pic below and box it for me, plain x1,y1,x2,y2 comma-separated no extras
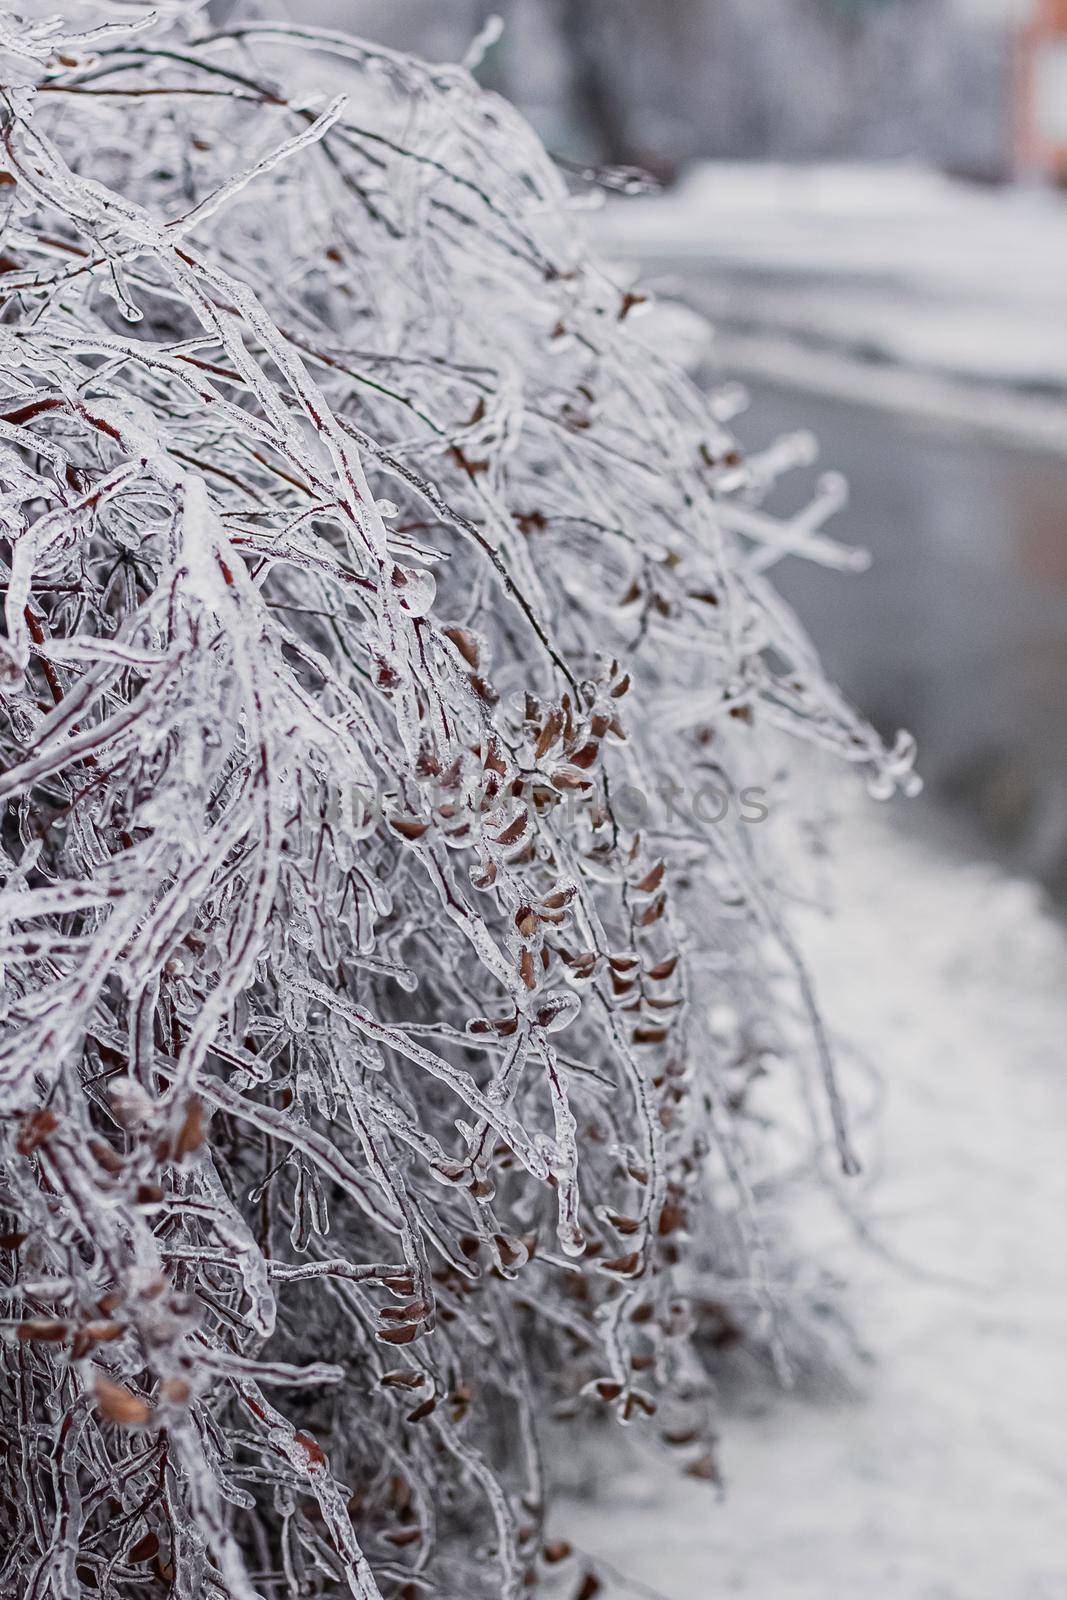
590,164,1067,453
559,796,1067,1599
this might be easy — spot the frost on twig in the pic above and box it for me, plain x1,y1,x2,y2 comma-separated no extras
0,7,916,1597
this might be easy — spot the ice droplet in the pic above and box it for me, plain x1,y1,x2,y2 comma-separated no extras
534,990,581,1033
391,563,436,617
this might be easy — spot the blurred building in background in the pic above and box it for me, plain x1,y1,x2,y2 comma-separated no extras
315,0,1035,181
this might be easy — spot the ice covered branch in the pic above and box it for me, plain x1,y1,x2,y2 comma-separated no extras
0,7,916,1597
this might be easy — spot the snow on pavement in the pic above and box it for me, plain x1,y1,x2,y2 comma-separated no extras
559,798,1067,1599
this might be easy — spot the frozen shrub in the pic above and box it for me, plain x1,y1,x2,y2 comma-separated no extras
0,7,917,1597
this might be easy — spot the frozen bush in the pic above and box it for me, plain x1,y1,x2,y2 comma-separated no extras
0,6,916,1597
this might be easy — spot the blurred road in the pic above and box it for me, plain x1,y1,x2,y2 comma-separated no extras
595,164,1067,451
738,381,1067,893
592,167,1067,889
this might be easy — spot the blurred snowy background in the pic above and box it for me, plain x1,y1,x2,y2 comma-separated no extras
219,2,1067,1594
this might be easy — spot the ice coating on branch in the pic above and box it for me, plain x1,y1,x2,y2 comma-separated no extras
0,7,915,1597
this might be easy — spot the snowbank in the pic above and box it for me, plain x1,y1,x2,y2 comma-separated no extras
560,796,1067,1599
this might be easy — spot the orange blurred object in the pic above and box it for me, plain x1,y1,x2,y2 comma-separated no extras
1017,0,1067,183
